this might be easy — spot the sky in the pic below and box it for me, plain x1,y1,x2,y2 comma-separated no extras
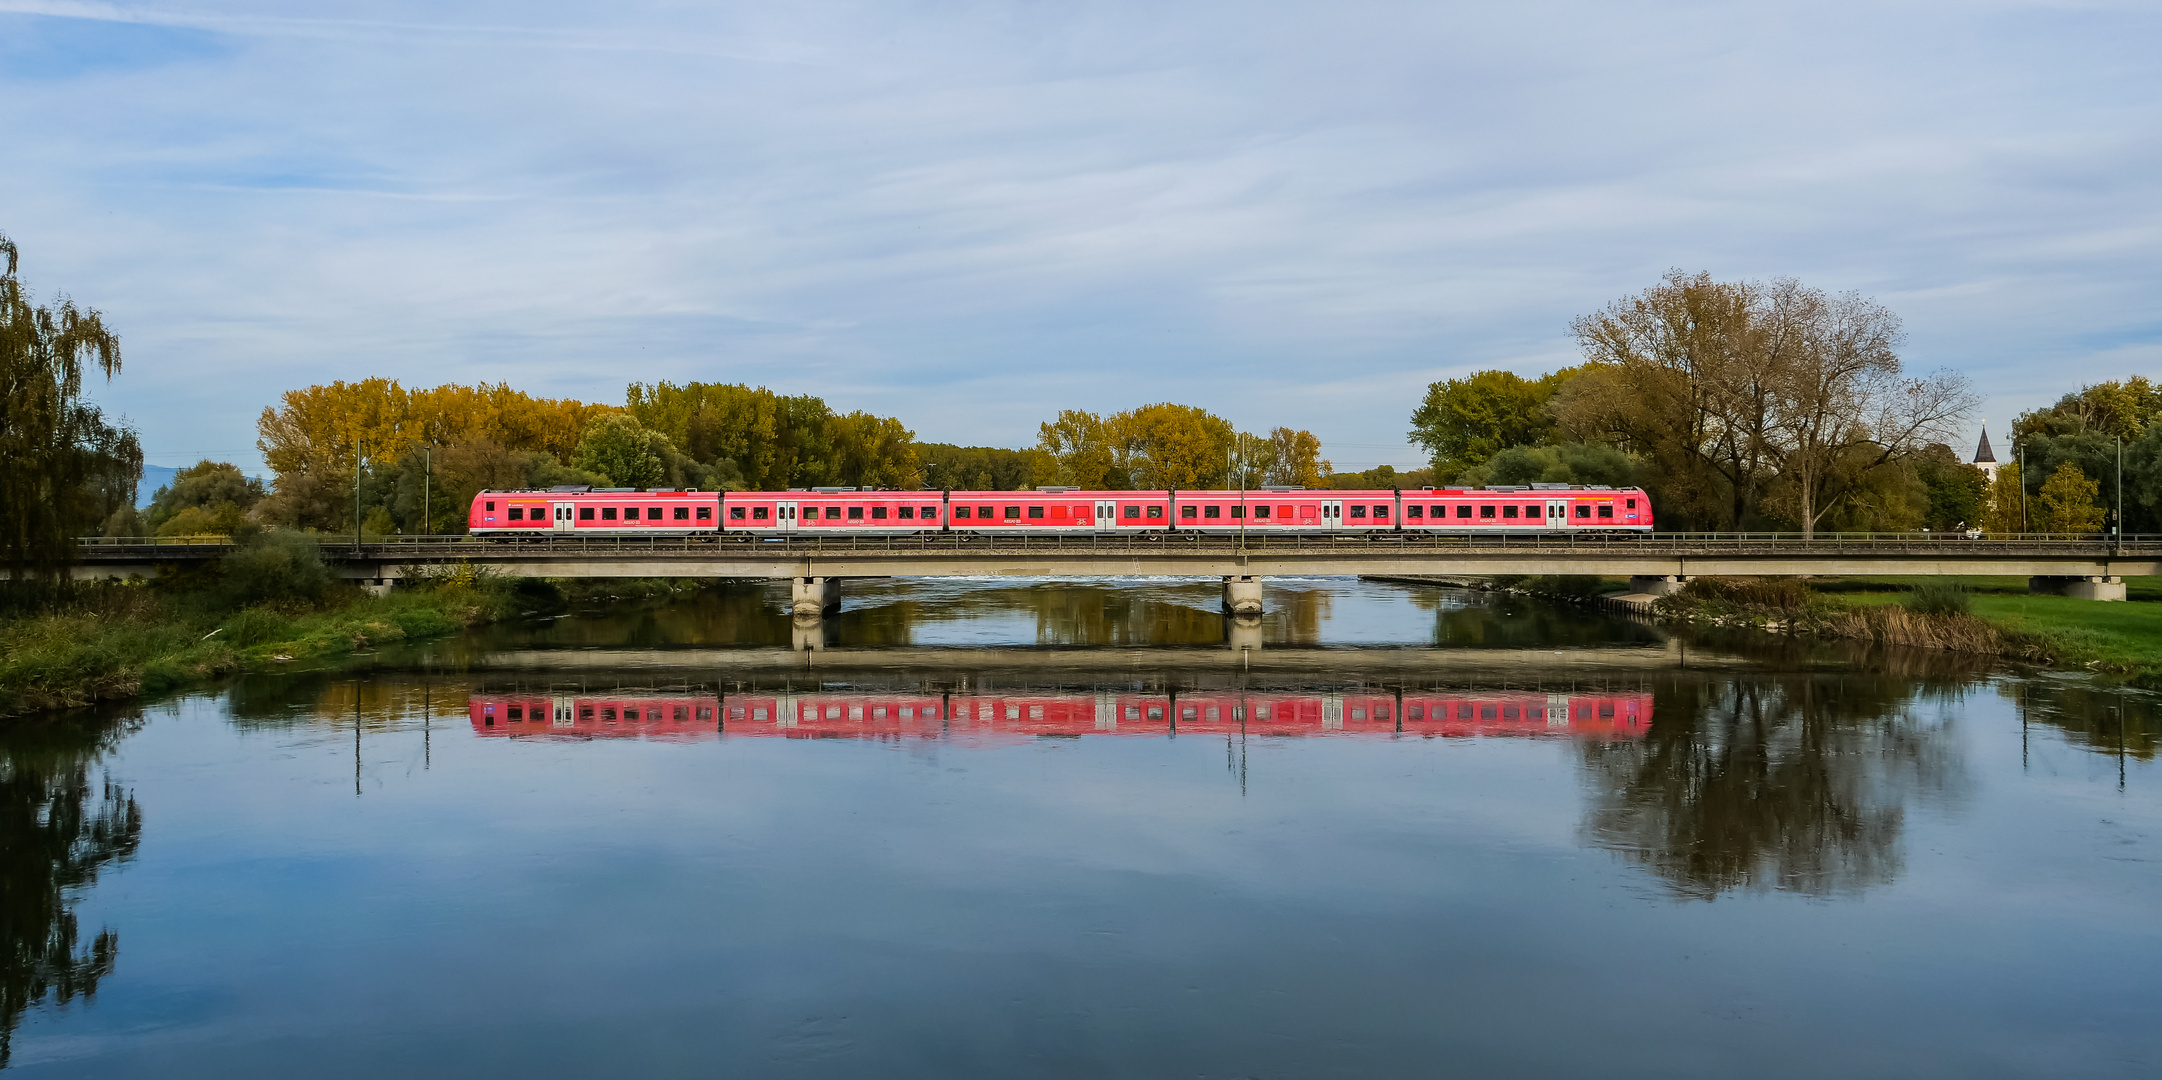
2,0,2157,475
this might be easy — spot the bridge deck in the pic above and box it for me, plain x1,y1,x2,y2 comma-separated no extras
62,533,2162,581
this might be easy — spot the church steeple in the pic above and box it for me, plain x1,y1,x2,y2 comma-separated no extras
1973,427,1996,465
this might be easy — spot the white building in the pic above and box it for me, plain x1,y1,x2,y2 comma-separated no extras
1972,425,1999,482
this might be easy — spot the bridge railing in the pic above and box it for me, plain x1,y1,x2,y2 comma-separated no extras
69,531,2162,559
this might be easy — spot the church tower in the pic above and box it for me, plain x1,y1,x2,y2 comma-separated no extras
1972,424,1999,481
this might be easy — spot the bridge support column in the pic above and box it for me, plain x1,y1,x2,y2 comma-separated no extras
2030,575,2126,601
1628,575,1688,597
1227,615,1263,653
358,578,394,598
790,576,841,616
1223,576,1264,616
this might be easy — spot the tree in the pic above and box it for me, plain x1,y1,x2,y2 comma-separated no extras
1408,369,1561,481
0,233,142,581
1261,427,1324,487
143,461,264,538
2036,463,2105,534
1109,404,1236,490
1911,444,1987,531
1981,462,2024,535
1460,443,1643,488
572,414,671,489
1036,410,1120,488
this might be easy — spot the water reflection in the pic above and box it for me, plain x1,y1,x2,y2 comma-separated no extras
1579,675,1967,900
2004,679,2161,762
0,715,141,1068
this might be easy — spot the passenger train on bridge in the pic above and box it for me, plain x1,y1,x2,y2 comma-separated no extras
467,484,1653,538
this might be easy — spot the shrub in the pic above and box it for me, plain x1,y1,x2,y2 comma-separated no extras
220,607,299,648
1675,576,1810,611
214,530,335,608
1903,582,1971,617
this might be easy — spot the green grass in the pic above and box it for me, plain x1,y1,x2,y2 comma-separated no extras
1808,580,2162,673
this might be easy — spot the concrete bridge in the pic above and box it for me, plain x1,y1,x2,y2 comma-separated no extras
64,532,2162,608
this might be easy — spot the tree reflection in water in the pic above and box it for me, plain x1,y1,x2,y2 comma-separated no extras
1580,676,1966,900
0,715,141,1068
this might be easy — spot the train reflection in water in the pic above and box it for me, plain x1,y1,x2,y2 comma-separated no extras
467,690,1650,743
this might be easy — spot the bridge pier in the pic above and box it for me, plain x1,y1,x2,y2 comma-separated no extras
1223,576,1264,616
1227,615,1263,653
2029,575,2126,601
790,576,842,616
1628,575,1689,597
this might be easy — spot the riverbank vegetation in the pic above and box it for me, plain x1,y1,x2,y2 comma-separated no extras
1646,575,2162,686
0,532,538,718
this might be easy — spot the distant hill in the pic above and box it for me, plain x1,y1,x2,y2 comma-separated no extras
137,464,178,508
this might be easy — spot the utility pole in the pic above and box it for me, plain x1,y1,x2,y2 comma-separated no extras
2019,443,2028,534
2117,435,2124,556
354,437,364,550
423,444,432,537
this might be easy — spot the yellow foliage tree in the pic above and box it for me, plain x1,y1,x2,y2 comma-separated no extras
1981,463,2024,534
2036,463,2105,534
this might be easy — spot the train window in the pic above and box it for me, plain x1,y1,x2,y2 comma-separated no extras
603,507,621,521
1254,505,1270,518
1503,505,1519,519
1004,506,1021,519
623,709,638,721
698,506,711,519
848,506,864,519
644,507,660,520
1349,505,1367,518
580,707,594,719
753,506,770,520
1626,498,1637,509
1479,505,1495,519
954,506,971,519
1455,505,1472,518
1125,506,1140,519
921,506,938,519
1230,506,1243,518
1051,506,1068,519
728,506,744,520
672,706,687,720
898,506,915,519
1147,506,1163,519
1575,505,1591,519
485,501,495,512
1028,506,1044,519
508,706,522,719
508,507,523,520
1598,505,1614,518
1406,505,1423,519
1182,506,1199,519
1525,504,1541,518
673,506,689,520
1376,705,1390,720
872,507,888,519
1201,505,1218,518
577,507,594,520
825,507,842,519
1407,705,1424,720
1372,505,1389,518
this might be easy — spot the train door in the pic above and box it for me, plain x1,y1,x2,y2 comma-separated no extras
777,500,798,532
1096,500,1117,534
1547,499,1570,528
1320,500,1343,530
552,502,576,532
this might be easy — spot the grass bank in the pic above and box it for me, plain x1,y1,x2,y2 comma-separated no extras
1648,576,2162,687
0,533,554,719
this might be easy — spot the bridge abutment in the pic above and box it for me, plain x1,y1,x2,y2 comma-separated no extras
1627,575,1689,597
2029,575,2127,601
790,576,842,616
1222,576,1264,615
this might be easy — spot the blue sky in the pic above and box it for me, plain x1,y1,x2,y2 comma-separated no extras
2,0,2157,474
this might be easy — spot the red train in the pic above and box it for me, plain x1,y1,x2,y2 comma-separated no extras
468,484,1653,537
466,690,1651,743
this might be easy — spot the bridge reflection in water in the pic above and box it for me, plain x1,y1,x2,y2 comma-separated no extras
466,690,1651,743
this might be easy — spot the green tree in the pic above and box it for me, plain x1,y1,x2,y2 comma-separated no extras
1981,463,2024,535
1036,410,1120,488
572,414,671,489
1460,442,1643,488
0,233,141,580
2036,463,2104,534
144,461,264,537
1408,370,1561,482
1911,444,1987,531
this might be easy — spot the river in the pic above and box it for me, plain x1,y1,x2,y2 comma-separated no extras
3,577,2157,1077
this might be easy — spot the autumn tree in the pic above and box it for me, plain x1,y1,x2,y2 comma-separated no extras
2036,463,2105,534
1035,410,1120,488
572,414,672,489
625,381,918,489
1981,463,2025,535
0,232,142,580
144,461,265,538
1261,427,1324,487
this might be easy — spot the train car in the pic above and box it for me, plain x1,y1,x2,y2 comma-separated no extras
1399,692,1650,740
723,488,943,537
468,487,722,537
467,694,720,741
1400,485,1653,533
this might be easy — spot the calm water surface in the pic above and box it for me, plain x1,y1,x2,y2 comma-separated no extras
5,578,2159,1077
